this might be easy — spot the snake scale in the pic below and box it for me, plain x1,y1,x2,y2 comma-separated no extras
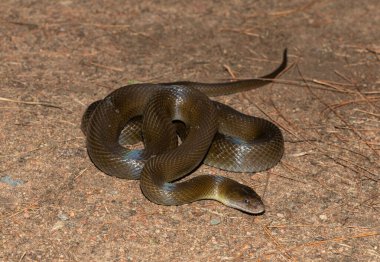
82,49,287,214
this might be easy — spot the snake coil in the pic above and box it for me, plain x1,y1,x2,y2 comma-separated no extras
82,49,287,214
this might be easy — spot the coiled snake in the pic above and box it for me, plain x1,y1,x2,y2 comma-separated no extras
82,50,287,214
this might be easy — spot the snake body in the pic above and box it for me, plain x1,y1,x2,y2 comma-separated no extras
82,50,287,214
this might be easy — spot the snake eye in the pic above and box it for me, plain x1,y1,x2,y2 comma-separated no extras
244,199,250,204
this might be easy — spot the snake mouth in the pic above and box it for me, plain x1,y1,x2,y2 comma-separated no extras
243,205,265,215
215,181,266,215
217,194,265,215
228,201,265,215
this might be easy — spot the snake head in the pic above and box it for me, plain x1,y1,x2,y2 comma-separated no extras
221,183,265,215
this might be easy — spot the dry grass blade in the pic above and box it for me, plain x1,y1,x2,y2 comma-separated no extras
267,224,374,230
268,0,318,16
87,62,124,72
354,109,380,117
321,97,380,117
18,251,27,262
223,64,237,79
312,79,354,93
220,28,260,37
253,101,298,138
295,65,380,158
323,154,379,182
262,225,294,261
287,231,380,251
0,97,62,109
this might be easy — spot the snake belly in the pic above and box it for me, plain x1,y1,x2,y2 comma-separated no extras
82,49,287,214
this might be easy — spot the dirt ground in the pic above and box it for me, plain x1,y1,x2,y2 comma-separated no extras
1,0,379,261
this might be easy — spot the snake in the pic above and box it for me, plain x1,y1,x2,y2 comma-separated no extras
81,49,287,214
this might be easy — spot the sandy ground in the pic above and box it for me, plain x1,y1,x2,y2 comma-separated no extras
1,0,379,261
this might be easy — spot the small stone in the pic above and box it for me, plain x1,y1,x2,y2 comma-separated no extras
58,211,69,221
0,176,24,187
51,221,65,231
319,214,328,220
109,190,119,195
60,1,73,6
210,218,221,225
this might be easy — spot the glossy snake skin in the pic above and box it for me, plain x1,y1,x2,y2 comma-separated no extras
82,50,287,214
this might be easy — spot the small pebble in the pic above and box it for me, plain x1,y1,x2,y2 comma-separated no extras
51,221,65,231
0,176,24,187
109,190,119,195
58,211,69,221
319,214,328,220
210,218,221,225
